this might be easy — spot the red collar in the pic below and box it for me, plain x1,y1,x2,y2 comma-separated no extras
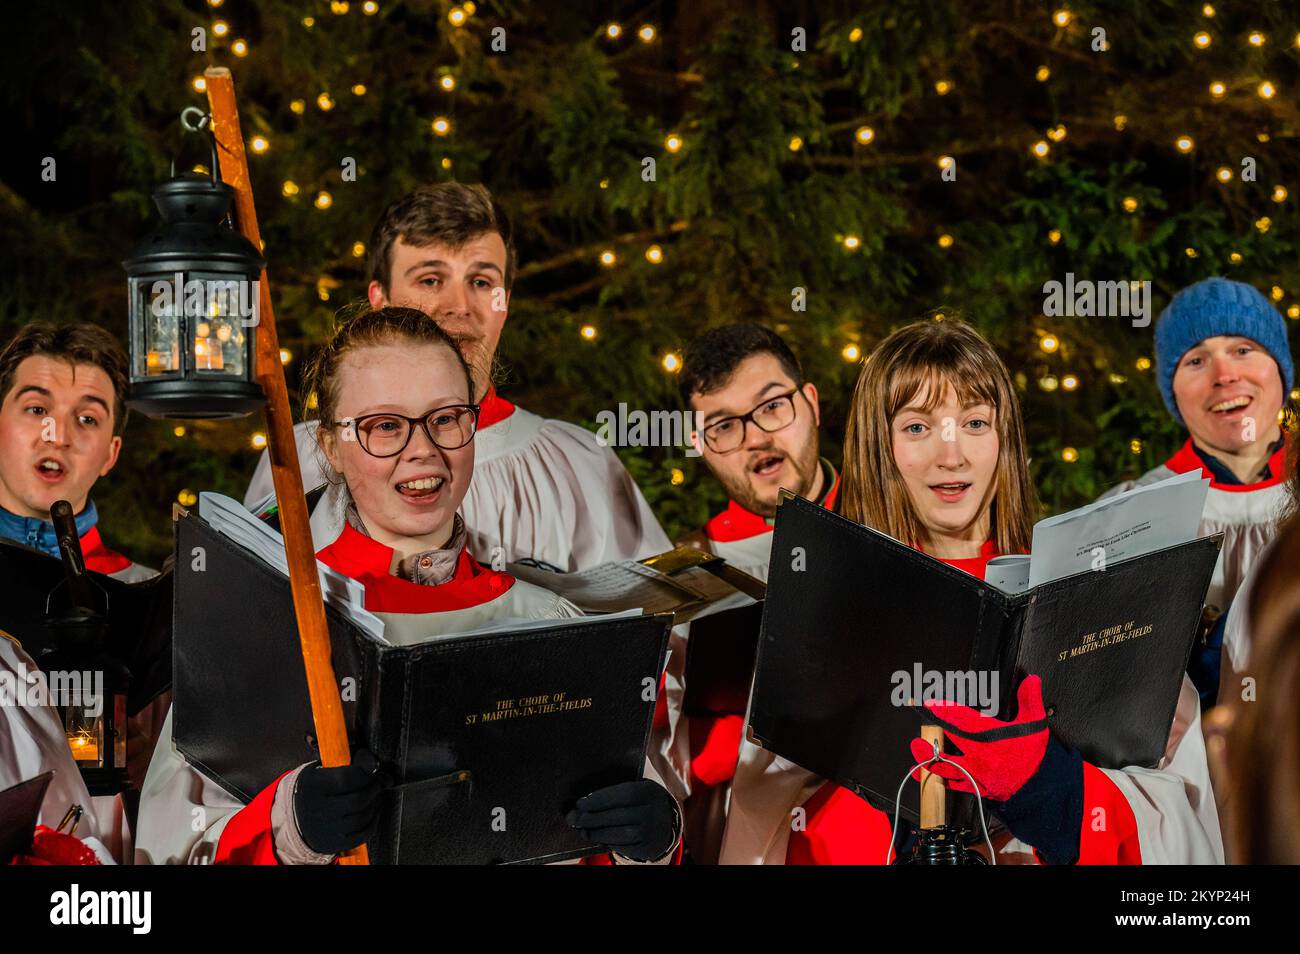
79,526,133,576
478,386,516,430
705,468,841,544
316,523,514,614
1165,436,1288,493
919,538,1000,579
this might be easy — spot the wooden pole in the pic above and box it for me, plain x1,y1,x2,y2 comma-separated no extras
918,724,946,830
204,66,368,864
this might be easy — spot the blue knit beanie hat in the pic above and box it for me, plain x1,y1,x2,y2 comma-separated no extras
1154,277,1294,424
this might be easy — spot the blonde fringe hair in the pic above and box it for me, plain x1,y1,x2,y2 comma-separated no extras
840,318,1037,555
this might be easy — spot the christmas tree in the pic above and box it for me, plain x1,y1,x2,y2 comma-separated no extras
2,0,1296,564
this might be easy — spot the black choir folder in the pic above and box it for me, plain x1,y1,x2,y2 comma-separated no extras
748,495,1221,826
171,508,672,864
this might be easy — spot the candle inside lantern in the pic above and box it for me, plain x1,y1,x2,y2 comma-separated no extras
194,337,225,371
68,729,100,763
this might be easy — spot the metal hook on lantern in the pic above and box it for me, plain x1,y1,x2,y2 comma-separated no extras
171,108,222,188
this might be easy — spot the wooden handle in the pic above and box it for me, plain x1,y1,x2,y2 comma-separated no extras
918,724,946,829
205,67,368,865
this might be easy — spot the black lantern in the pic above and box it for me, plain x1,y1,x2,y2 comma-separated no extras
123,108,265,419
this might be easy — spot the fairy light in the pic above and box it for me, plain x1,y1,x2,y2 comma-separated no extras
281,180,299,197
441,158,453,170
1062,374,1079,391
849,27,863,42
1035,65,1050,82
231,38,249,56
788,135,803,152
351,84,367,96
192,76,206,92
1256,216,1272,233
937,234,954,248
662,353,681,373
352,241,366,257
1130,439,1143,454
1273,186,1288,203
645,244,664,264
1216,167,1233,183
1040,334,1060,353
440,75,456,91
1048,229,1062,245
213,20,229,37
207,0,223,7
432,117,451,136
1258,81,1276,100
1175,135,1194,153
251,433,268,450
842,344,861,361
173,425,187,437
1061,447,1078,463
249,136,269,154
314,191,333,210
1135,357,1152,371
1289,305,1300,320
1209,80,1226,98
1186,247,1198,258
290,99,305,114
1248,31,1265,47
1122,196,1138,213
670,468,685,486
1046,125,1067,142
1230,252,1243,264
1040,375,1060,392
303,16,315,28
1032,140,1050,159
363,1,379,13
855,126,876,145
1202,3,1215,15
937,154,954,172
1052,9,1072,27
599,249,616,266
934,79,953,95
639,25,655,43
580,325,597,340
448,6,467,26
317,92,335,111
279,349,293,365
331,1,350,13
1272,286,1285,302
1257,132,1270,143
1193,31,1211,49
1113,114,1127,131
1109,373,1127,384
599,178,609,189
664,132,682,153
605,22,622,39
842,235,861,251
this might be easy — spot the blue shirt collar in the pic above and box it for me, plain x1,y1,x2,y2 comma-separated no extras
0,500,98,558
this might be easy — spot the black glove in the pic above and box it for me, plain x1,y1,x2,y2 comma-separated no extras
566,779,680,862
292,749,388,856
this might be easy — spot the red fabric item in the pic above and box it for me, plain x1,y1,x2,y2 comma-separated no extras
1165,436,1288,492
316,524,515,614
916,537,1000,580
704,469,841,543
688,714,745,788
786,782,893,865
9,826,102,865
909,674,1049,802
1074,762,1143,864
213,771,292,865
477,386,516,430
79,527,133,576
652,670,668,731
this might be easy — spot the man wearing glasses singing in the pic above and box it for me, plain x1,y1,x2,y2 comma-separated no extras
678,324,839,582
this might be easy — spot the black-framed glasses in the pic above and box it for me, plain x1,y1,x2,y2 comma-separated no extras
700,388,801,453
330,404,481,458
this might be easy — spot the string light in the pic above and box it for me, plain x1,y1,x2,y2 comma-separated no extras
251,433,268,449
331,0,350,13
1175,135,1194,153
352,242,366,257
1122,196,1138,213
1113,114,1127,131
605,22,622,39
440,75,456,91
1062,374,1079,391
580,325,597,340
281,180,299,197
788,135,803,152
1035,65,1051,82
363,1,379,14
1052,9,1072,28
314,191,333,209
1289,305,1300,320
1216,166,1233,183
599,178,610,189
1257,81,1276,100
290,99,305,114
1193,31,1211,49
1230,251,1243,264
279,349,292,365
1248,31,1265,47
662,353,681,373
441,157,452,170
1109,373,1127,384
249,136,269,154
192,76,206,92
1256,216,1272,233
855,126,876,145
1061,447,1078,463
432,117,451,136
212,20,229,37
208,0,223,7
173,425,187,437
231,38,248,56
842,344,861,361
849,27,863,42
1272,286,1285,302
1209,80,1226,98
1040,375,1059,392
1257,132,1270,143
638,25,655,43
937,234,954,248
664,132,682,153
177,489,198,507
1273,186,1288,203
842,235,861,251
352,83,367,96
317,92,335,111
1032,140,1050,159
1185,247,1198,258
1135,357,1152,371
599,249,616,266
448,6,467,26
1202,3,1214,16
1130,439,1143,454
937,154,954,171
670,468,685,486
307,392,319,410
645,244,664,264
1040,334,1060,353
1046,124,1067,142
1048,229,1062,245
934,79,953,95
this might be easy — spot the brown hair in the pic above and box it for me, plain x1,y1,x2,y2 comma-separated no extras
302,305,476,431
366,183,517,293
0,322,130,436
1229,517,1300,863
840,318,1036,555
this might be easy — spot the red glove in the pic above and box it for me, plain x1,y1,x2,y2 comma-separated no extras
9,826,102,866
909,674,1049,803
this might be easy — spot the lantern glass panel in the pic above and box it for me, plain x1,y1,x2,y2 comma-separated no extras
188,274,249,378
63,689,105,769
135,279,182,378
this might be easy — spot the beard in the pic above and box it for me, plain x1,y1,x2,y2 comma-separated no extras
716,439,822,518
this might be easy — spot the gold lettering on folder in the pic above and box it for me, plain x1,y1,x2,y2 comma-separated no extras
1056,618,1155,662
464,690,594,725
